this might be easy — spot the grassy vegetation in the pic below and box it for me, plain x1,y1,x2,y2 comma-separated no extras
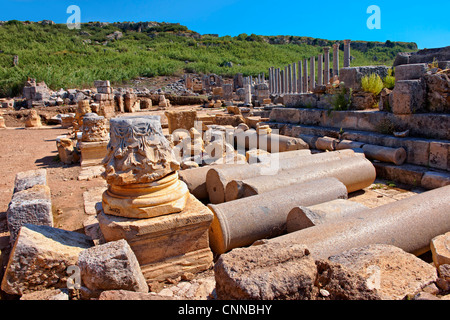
0,21,417,97
361,73,384,95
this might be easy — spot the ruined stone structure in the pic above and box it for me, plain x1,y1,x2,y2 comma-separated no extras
98,116,213,282
78,113,109,167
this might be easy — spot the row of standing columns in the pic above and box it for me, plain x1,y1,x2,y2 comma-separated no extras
268,40,351,94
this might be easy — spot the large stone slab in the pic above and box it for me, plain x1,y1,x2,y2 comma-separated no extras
329,244,438,300
13,169,47,193
390,80,426,115
98,194,214,282
395,63,427,81
214,243,317,300
1,224,93,295
77,239,148,293
339,66,390,91
7,185,53,244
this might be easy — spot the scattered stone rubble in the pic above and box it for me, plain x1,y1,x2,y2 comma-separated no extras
0,43,449,302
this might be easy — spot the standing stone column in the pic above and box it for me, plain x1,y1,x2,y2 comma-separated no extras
280,70,284,94
323,47,330,84
310,57,315,90
268,68,272,93
333,43,340,76
244,82,252,106
317,54,323,86
292,62,297,94
276,68,280,94
343,39,351,68
284,66,288,94
303,59,308,93
288,64,292,93
298,61,303,93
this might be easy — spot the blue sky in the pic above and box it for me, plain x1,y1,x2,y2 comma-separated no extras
1,0,449,48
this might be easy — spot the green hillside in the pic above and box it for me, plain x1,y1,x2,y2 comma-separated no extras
0,20,418,97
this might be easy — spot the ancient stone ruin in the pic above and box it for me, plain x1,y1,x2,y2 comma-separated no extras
0,42,449,302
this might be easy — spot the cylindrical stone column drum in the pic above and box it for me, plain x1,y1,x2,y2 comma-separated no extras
286,199,369,233
362,144,407,165
226,154,376,200
208,177,348,254
268,185,450,258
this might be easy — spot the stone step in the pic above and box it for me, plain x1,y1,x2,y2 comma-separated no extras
374,162,450,190
266,122,450,171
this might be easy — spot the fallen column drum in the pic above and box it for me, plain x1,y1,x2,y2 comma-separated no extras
286,199,369,233
225,153,376,201
208,177,348,255
206,149,362,204
267,185,450,258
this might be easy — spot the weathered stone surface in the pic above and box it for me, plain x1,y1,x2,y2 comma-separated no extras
424,71,450,113
79,140,108,167
1,224,93,295
78,239,148,293
25,109,42,127
421,171,450,189
98,290,177,300
214,115,245,127
329,244,438,300
98,194,213,282
215,243,317,300
57,137,80,165
429,141,449,170
7,185,53,244
390,80,426,115
13,169,47,193
393,46,450,66
431,232,450,268
102,116,180,186
81,113,108,142
315,260,381,300
164,110,197,134
339,66,389,91
395,63,427,81
20,288,69,300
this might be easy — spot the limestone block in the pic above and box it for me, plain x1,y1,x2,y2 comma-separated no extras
429,141,449,170
0,116,6,128
329,244,438,300
94,80,111,87
25,110,42,127
1,224,93,295
78,239,148,293
431,232,450,268
7,185,53,244
97,86,113,94
13,169,47,193
395,63,427,81
20,288,69,300
164,110,197,134
390,80,426,115
374,162,427,187
421,171,450,189
98,194,214,282
81,113,108,142
98,290,177,300
339,66,390,91
79,140,108,167
214,243,317,300
57,138,80,165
